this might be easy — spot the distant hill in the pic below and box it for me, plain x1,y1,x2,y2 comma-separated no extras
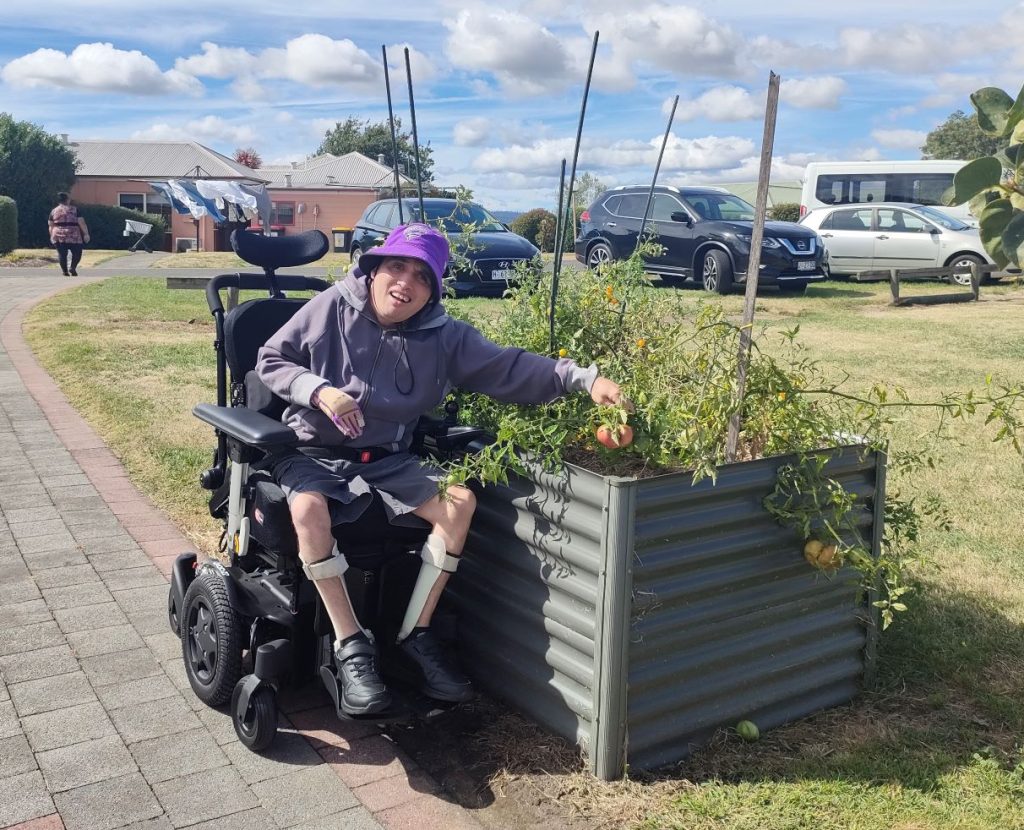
491,210,522,224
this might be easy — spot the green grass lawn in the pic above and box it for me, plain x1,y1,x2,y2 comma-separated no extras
0,247,133,267
22,275,1024,830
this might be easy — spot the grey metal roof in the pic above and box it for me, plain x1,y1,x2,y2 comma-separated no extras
260,152,414,190
70,139,267,182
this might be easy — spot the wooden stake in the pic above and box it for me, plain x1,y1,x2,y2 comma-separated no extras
725,71,781,463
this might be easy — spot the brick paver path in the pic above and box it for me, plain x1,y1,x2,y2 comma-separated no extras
0,276,481,830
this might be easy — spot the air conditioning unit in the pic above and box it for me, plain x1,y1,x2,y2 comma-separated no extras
175,237,197,253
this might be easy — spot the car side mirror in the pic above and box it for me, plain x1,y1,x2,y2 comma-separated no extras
929,226,940,235
670,211,692,226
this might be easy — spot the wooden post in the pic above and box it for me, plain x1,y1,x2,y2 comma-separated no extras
970,261,980,300
725,72,780,463
888,269,899,304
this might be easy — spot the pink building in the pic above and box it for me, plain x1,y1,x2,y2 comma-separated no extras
68,138,410,252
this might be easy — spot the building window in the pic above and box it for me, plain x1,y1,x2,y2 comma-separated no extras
271,201,295,225
118,193,145,212
118,192,172,222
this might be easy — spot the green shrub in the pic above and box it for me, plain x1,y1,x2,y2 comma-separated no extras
77,204,168,250
0,196,16,255
511,208,554,251
769,202,801,222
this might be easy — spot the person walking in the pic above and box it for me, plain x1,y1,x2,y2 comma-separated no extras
48,192,89,276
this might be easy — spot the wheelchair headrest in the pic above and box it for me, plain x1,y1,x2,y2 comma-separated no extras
231,229,330,271
225,297,309,379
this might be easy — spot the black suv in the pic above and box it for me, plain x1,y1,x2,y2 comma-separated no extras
575,185,827,293
351,197,539,297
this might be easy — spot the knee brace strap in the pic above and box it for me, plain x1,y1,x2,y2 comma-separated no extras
302,549,349,582
421,533,460,573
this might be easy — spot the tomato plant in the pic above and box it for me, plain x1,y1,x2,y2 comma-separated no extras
439,246,1024,628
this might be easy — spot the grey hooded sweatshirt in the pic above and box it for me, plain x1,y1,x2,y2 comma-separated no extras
256,271,599,451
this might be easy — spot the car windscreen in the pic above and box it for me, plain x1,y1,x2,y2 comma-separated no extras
914,205,970,231
408,203,505,233
683,193,755,221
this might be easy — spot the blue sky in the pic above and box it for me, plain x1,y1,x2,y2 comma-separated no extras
1,1,1021,211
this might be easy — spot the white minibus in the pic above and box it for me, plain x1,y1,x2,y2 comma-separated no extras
799,160,974,224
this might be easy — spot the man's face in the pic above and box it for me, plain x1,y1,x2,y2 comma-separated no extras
369,256,434,325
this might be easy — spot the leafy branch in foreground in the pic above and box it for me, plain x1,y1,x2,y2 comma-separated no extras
438,251,1023,627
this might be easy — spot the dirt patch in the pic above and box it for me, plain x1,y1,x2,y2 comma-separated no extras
0,256,56,267
388,698,610,829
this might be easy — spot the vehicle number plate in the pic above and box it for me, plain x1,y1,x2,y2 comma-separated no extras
796,260,816,272
491,269,513,280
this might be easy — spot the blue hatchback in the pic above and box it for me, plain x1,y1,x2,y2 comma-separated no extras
351,198,540,297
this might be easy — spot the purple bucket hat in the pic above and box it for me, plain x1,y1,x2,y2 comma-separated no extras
358,222,450,300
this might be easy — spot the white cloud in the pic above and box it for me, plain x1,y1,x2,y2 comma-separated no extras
278,34,380,87
453,117,492,147
444,9,570,95
595,5,745,79
386,43,438,83
132,115,256,145
675,86,761,122
839,26,964,72
870,128,927,149
780,76,846,109
175,42,258,78
1,42,201,95
472,133,755,177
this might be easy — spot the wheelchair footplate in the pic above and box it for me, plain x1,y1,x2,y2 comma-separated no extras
319,661,461,725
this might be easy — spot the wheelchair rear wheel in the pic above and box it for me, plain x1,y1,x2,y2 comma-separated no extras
181,568,244,706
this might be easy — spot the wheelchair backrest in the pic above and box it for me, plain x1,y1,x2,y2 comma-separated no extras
224,297,308,381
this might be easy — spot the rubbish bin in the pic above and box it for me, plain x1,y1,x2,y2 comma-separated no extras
332,227,353,253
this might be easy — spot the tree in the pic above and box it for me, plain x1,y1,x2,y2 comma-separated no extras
233,147,262,169
921,110,1003,160
0,114,77,247
511,208,555,251
573,171,606,210
317,116,434,184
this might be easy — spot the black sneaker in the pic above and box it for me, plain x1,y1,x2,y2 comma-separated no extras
334,634,391,715
399,628,473,703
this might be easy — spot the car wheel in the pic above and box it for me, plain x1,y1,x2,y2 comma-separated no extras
587,242,613,269
232,679,277,752
181,569,244,707
350,245,361,265
701,249,734,294
947,253,985,286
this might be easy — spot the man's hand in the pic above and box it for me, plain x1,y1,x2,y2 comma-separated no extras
314,387,365,438
590,377,633,411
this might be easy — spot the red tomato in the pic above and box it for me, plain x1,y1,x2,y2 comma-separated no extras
596,424,633,449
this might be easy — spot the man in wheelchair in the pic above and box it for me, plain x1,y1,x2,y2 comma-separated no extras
256,222,626,717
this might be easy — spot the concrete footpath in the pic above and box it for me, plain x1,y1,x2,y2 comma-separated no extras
0,271,483,829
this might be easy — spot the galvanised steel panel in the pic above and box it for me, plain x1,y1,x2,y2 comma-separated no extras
450,460,609,754
449,446,881,780
625,447,879,772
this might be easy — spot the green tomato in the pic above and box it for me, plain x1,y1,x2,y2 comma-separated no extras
736,720,760,741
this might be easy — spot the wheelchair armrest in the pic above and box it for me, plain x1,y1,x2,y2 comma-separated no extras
193,403,299,449
413,419,494,456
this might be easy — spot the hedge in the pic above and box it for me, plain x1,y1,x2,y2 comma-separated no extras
77,203,168,250
0,196,16,255
769,202,801,222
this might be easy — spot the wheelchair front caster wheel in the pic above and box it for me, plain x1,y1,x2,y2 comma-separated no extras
231,678,277,751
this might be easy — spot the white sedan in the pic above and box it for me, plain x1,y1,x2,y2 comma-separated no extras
800,202,993,286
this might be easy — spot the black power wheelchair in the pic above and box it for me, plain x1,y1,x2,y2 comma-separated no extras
167,229,486,751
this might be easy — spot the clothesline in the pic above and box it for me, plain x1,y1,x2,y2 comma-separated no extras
146,179,272,225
